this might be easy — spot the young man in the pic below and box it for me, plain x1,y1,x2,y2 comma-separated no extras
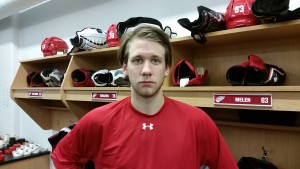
52,26,238,169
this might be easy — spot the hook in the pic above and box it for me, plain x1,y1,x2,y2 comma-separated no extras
262,145,267,162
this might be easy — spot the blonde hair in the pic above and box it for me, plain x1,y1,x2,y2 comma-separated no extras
118,25,172,67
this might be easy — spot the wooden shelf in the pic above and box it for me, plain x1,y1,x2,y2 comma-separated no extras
215,120,300,132
0,152,50,169
12,19,300,126
171,19,300,47
164,86,300,92
64,87,130,102
11,88,62,100
10,54,73,130
62,86,300,113
62,87,120,118
19,54,70,63
163,86,300,111
69,46,119,57
40,106,68,111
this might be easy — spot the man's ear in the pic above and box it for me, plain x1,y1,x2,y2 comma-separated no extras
122,64,128,76
165,66,170,77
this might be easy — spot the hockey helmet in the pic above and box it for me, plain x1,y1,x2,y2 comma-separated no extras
117,17,177,39
106,24,120,47
117,17,163,38
41,37,69,57
172,59,208,87
252,0,290,23
70,27,107,51
225,0,260,29
178,6,226,44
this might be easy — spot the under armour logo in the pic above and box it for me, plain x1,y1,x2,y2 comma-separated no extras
142,123,153,130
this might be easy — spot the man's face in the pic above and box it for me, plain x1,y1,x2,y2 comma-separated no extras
122,39,169,98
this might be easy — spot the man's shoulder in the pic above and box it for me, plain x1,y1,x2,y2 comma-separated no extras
165,96,210,120
94,97,129,111
83,97,130,121
166,97,204,112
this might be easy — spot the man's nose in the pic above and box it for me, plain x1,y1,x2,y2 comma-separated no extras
141,61,152,75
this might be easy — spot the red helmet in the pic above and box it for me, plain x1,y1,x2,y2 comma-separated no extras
41,37,69,57
224,0,260,29
106,24,120,47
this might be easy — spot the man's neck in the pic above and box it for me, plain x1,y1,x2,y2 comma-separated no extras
130,90,165,116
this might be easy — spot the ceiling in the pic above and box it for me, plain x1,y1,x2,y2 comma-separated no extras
0,0,48,20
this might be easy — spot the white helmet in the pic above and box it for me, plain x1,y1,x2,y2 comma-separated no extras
70,27,107,50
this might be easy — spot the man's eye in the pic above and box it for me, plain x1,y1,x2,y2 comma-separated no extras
152,59,161,65
132,58,142,64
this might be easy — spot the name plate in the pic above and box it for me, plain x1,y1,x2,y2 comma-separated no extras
28,90,43,98
213,93,272,107
91,91,117,101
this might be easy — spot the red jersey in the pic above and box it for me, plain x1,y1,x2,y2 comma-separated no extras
52,96,238,169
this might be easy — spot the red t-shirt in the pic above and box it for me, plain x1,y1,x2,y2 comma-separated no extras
52,96,238,169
